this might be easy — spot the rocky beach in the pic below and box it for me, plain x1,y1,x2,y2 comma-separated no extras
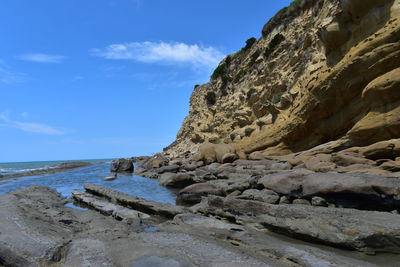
1,0,400,266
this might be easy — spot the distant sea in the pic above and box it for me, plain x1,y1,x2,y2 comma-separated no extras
0,159,176,204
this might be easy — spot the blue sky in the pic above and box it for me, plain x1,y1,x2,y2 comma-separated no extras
0,0,292,162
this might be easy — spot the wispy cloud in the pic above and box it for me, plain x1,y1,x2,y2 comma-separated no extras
0,67,25,84
17,53,66,63
0,59,25,84
0,112,65,135
92,41,224,70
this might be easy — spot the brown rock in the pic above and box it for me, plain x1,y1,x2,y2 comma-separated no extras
304,154,336,172
147,157,169,169
359,139,400,160
332,152,375,167
380,159,400,172
166,0,400,162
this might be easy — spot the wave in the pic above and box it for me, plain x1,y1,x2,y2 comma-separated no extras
0,167,50,175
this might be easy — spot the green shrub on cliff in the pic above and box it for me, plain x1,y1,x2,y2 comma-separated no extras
265,33,285,58
262,0,313,37
244,37,257,50
231,37,258,60
272,92,284,104
211,63,227,80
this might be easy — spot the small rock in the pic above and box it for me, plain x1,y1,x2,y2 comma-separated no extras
103,174,117,181
271,162,292,170
304,154,336,172
228,190,242,197
248,152,266,160
292,199,311,205
207,163,222,170
229,240,241,246
240,189,279,204
279,196,290,204
311,196,328,207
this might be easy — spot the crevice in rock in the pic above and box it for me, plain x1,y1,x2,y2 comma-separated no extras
260,222,356,251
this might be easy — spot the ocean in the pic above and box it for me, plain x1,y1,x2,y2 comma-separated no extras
0,159,176,204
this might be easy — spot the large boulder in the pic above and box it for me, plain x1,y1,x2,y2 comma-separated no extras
159,172,196,188
177,183,225,204
258,171,400,211
110,158,134,172
146,157,169,169
194,143,236,164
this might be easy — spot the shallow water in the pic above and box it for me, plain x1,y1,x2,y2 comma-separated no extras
0,161,177,204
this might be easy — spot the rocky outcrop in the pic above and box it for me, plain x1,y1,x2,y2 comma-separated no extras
166,0,400,158
110,158,134,172
0,186,287,266
72,190,150,224
258,171,400,211
193,195,400,253
83,183,186,218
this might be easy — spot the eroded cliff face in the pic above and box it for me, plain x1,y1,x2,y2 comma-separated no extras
168,0,400,157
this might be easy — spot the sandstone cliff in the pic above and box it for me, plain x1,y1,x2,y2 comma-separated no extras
167,0,400,157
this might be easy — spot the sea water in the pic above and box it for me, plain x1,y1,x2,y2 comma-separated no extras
0,159,176,204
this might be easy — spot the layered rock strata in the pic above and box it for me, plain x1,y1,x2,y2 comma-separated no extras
168,0,400,157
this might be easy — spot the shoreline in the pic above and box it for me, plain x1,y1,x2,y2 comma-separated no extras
2,146,400,265
0,161,92,181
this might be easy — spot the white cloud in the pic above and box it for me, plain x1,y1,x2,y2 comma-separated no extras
17,53,66,63
92,41,224,70
0,59,25,84
0,113,65,135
